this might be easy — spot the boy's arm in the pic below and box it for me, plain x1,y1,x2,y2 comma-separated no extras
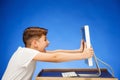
33,46,93,62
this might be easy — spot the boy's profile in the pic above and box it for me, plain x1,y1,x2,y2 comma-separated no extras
2,27,94,80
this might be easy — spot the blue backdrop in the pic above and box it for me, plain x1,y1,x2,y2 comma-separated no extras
0,0,120,80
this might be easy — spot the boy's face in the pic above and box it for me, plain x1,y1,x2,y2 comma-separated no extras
35,35,49,52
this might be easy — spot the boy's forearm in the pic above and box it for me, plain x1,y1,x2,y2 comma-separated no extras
54,52,87,62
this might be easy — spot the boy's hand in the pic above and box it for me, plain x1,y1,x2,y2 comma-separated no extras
82,42,94,59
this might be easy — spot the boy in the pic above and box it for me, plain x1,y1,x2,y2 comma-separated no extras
2,27,94,80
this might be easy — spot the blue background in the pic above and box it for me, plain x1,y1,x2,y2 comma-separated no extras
0,0,120,80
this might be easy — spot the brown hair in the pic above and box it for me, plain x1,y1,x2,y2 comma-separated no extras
23,26,48,47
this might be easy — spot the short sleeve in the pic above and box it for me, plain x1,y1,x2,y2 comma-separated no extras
17,47,40,68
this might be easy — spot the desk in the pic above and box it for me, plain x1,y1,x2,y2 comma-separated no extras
36,68,118,80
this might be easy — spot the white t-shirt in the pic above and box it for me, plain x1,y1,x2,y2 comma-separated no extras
2,47,40,80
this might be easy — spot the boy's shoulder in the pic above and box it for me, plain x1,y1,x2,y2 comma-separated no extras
12,46,40,58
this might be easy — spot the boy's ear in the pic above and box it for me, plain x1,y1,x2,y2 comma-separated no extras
31,39,38,47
